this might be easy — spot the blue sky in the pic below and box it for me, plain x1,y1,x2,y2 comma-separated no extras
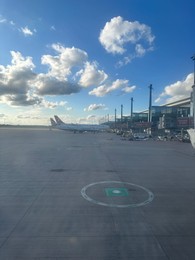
0,0,195,125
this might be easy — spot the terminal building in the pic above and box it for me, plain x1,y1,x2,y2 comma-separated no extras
113,97,193,135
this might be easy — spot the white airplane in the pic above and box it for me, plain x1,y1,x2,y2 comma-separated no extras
50,115,109,132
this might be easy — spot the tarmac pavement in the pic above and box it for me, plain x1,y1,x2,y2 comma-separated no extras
0,127,195,259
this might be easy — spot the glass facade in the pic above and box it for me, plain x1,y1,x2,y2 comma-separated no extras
114,105,192,131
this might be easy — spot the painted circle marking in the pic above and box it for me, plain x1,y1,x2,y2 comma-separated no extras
81,181,154,208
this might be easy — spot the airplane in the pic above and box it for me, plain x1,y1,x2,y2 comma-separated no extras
50,115,109,133
50,118,57,127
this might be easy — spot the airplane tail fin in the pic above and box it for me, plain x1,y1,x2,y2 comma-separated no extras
50,118,57,127
54,115,65,125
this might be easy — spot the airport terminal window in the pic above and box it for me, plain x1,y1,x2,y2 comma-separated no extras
177,107,190,117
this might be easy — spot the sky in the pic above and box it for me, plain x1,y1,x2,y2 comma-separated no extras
0,0,195,125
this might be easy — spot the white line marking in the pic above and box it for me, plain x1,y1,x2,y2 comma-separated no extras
81,181,154,208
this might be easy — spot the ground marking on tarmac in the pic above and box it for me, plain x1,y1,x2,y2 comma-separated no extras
113,190,121,194
81,181,154,208
105,187,129,197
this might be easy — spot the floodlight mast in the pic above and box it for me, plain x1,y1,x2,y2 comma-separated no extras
131,97,134,119
191,55,195,85
191,54,195,128
148,84,153,123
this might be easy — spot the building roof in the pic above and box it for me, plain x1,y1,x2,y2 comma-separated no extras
163,97,191,107
140,96,191,113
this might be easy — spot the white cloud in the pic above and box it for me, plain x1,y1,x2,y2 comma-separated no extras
84,103,106,111
78,115,99,124
122,85,136,93
0,51,40,106
10,51,35,69
41,99,67,108
0,43,136,113
34,74,81,96
0,15,35,36
87,115,96,121
78,61,108,87
0,15,11,24
10,20,15,26
135,44,146,57
1,93,42,107
50,25,56,31
59,101,67,106
116,56,134,68
155,73,193,104
0,45,90,104
16,110,47,122
21,26,36,36
99,16,155,65
42,44,88,81
89,79,133,97
0,51,79,107
0,18,6,23
17,114,31,119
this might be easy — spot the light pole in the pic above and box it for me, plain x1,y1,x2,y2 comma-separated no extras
121,104,123,122
187,55,195,149
148,84,153,123
191,54,195,85
115,109,117,129
191,54,195,128
130,97,134,119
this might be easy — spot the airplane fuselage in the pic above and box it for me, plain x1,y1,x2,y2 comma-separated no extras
50,115,109,132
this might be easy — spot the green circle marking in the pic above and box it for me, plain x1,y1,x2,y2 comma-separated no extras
81,181,154,208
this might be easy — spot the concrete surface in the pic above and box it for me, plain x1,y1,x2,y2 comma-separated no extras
0,127,195,259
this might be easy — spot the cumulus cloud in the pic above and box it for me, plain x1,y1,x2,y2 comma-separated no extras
34,74,81,96
0,51,79,107
42,44,88,81
122,85,136,93
1,93,42,107
155,73,193,104
89,79,134,97
0,46,89,108
0,51,40,106
78,61,108,87
99,16,155,65
84,103,106,111
0,44,134,111
135,44,146,57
